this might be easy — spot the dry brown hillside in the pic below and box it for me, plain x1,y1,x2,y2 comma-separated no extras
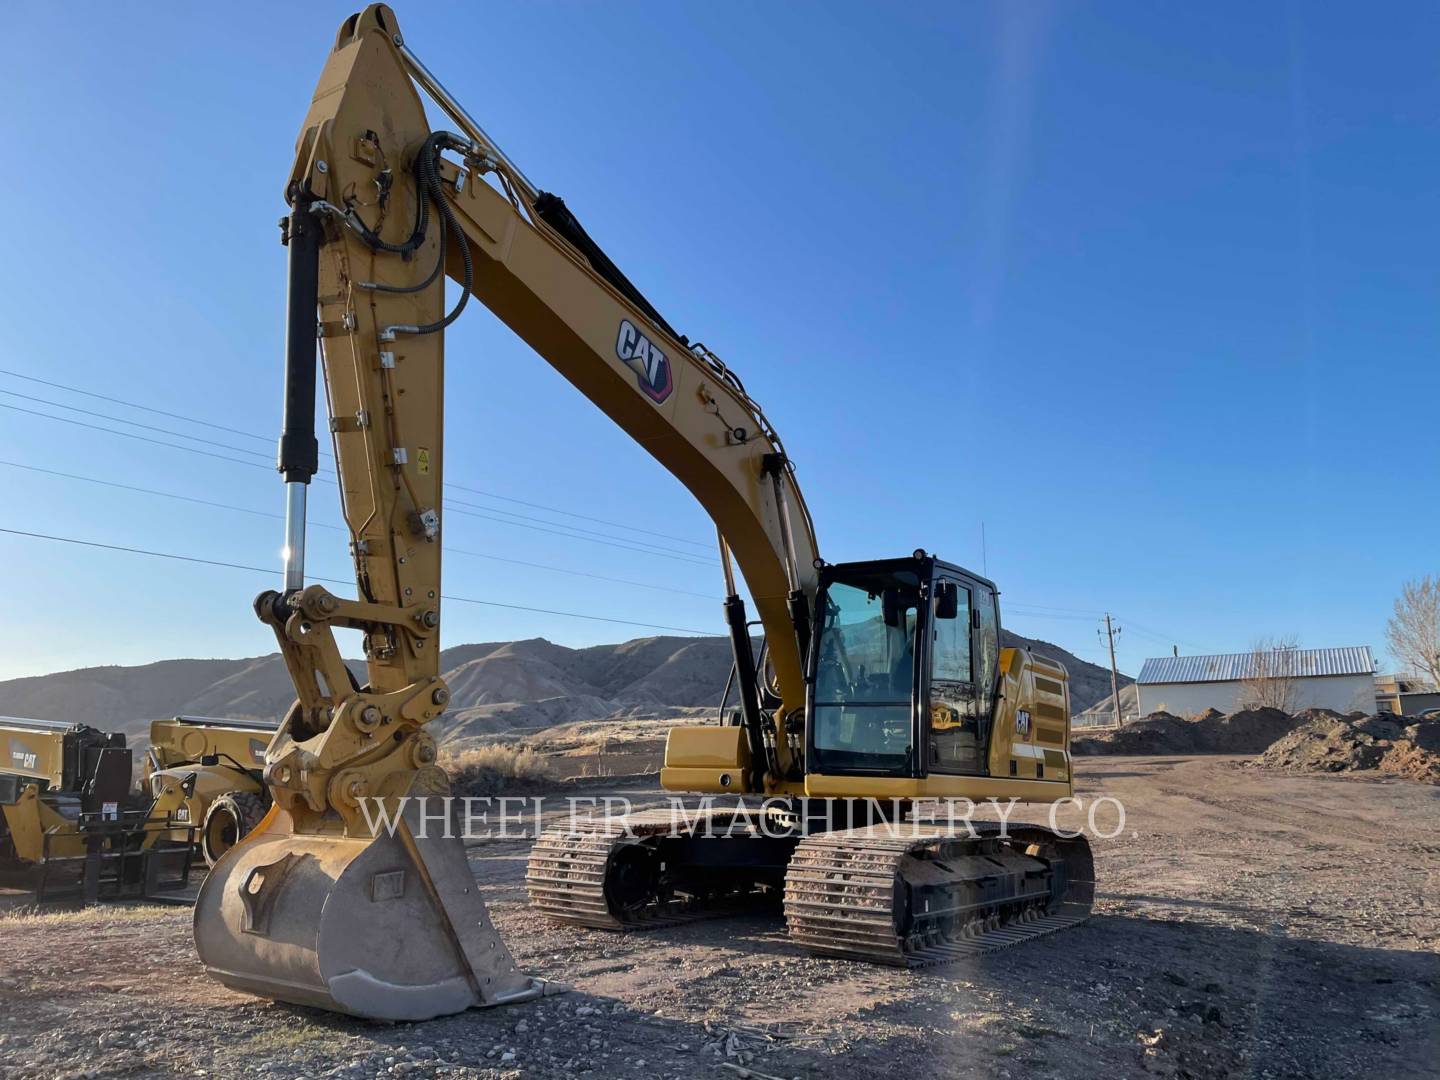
0,631,1127,746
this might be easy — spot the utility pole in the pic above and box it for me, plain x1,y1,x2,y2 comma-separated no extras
1101,614,1124,724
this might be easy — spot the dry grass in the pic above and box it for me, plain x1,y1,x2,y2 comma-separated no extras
0,903,179,926
440,742,550,796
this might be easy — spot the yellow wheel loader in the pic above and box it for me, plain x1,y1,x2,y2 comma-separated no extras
143,716,276,866
1,717,196,901
194,4,1093,1019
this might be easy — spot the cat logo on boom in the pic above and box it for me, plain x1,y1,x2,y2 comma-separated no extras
616,318,673,403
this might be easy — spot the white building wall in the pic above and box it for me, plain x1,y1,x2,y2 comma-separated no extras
1137,674,1374,717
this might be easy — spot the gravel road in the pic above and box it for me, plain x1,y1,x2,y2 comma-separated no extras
1,756,1436,1079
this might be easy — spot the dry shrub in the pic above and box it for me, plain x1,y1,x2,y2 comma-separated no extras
0,904,179,925
441,743,550,797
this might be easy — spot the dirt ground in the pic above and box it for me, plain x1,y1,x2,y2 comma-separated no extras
1,756,1437,1080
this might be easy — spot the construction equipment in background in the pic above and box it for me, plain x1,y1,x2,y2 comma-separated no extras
143,716,275,866
1,717,195,902
194,4,1091,1021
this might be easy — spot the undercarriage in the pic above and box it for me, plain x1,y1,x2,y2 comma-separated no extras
526,802,1093,964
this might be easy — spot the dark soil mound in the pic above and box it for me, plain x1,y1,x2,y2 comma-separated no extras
1073,707,1299,756
1253,715,1440,783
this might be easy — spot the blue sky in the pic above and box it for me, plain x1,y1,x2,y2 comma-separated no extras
1,1,1435,683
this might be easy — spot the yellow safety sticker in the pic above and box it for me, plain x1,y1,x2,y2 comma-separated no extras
417,447,431,475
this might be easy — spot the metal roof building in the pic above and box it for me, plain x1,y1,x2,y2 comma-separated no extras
1137,646,1375,685
1136,646,1376,717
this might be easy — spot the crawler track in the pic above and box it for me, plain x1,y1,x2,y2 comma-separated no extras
530,809,1094,966
526,806,774,929
784,822,1093,966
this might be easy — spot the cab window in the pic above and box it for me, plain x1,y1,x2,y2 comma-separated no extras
929,580,982,774
811,571,919,774
973,583,1000,723
931,585,971,683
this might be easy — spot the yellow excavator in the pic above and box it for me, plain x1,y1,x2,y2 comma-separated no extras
194,5,1092,1020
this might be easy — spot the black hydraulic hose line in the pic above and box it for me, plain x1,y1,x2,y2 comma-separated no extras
356,132,473,337
345,169,430,256
357,220,447,294
404,134,472,334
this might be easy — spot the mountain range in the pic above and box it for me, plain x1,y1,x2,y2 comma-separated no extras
0,632,1130,747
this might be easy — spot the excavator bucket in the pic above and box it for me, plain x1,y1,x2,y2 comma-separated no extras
194,799,551,1021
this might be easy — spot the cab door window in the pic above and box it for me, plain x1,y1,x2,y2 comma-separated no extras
973,583,1000,728
928,580,982,774
931,584,971,683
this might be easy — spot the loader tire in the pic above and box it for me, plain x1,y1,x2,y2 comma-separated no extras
201,791,268,868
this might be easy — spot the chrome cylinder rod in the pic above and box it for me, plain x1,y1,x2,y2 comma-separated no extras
716,526,737,597
398,41,541,203
770,472,800,594
282,482,307,593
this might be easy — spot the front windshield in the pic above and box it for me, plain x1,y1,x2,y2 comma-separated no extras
811,570,919,773
815,574,920,703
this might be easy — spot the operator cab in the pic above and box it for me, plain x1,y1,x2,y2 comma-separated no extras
806,553,1001,779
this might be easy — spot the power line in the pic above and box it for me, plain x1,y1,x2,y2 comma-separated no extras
444,490,697,548
0,366,713,550
1117,618,1214,654
445,480,711,549
0,460,716,601
0,367,279,446
2,404,714,564
0,459,287,524
444,504,716,567
444,499,720,566
0,402,274,472
1005,608,1104,623
0,526,714,636
0,388,276,462
0,371,1212,642
5,391,706,556
1005,600,1106,616
444,545,715,600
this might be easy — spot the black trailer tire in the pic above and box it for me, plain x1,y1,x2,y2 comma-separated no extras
201,791,269,867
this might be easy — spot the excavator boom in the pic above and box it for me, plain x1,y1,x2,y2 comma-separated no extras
194,5,1093,1020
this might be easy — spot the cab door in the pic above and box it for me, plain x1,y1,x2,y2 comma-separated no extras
925,575,1001,776
926,577,980,774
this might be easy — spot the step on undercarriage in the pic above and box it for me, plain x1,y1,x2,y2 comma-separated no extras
526,805,1094,963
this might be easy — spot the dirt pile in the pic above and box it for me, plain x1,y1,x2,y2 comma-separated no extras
1073,706,1299,756
1253,714,1440,783
1073,682,1139,724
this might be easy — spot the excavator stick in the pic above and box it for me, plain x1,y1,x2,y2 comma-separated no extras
191,6,558,1020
